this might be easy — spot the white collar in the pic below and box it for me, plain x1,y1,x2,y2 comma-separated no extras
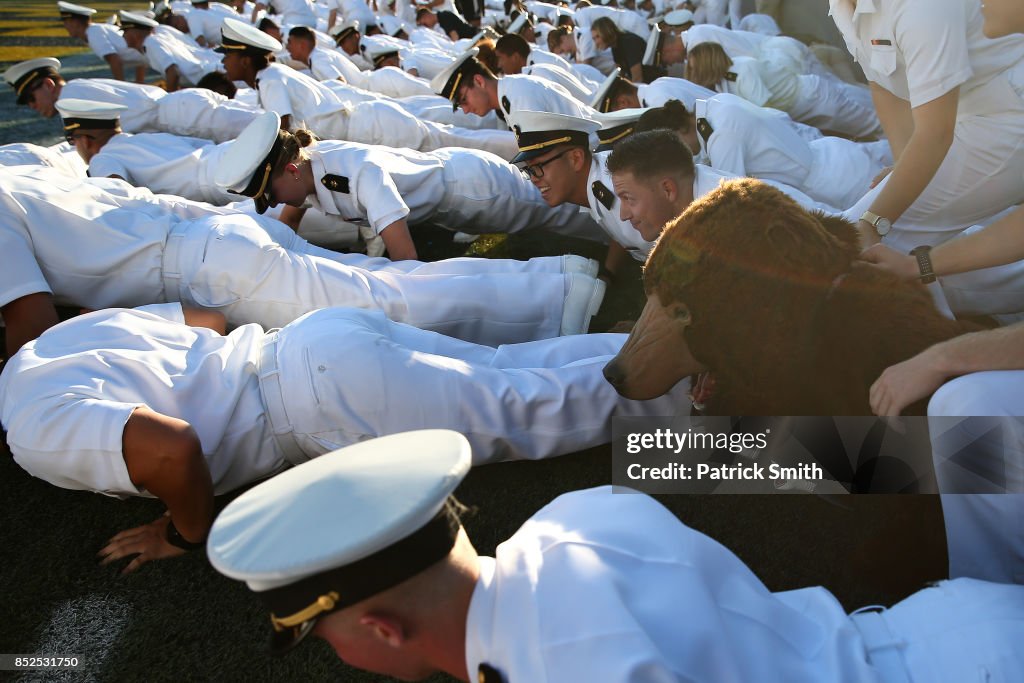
463,556,497,679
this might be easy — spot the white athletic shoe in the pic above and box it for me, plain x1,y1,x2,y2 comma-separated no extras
559,274,607,335
452,231,480,244
561,255,600,278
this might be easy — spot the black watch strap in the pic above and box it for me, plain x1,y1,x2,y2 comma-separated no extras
165,518,206,551
910,245,936,284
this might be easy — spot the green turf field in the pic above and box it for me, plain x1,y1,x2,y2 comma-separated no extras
0,3,950,681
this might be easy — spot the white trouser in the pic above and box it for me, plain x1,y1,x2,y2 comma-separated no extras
803,137,892,211
850,579,1024,682
319,100,520,161
155,89,260,143
790,75,881,139
160,213,572,345
263,307,690,464
397,96,506,130
846,69,1024,239
364,66,435,98
928,372,1024,584
432,150,607,241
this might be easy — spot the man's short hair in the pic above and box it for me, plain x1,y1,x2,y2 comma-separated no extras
415,7,433,20
195,70,237,98
257,17,279,32
287,25,315,42
606,129,695,180
495,33,531,58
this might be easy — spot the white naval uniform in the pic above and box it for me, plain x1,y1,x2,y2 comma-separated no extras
254,63,519,159
831,0,1024,231
464,486,1024,682
572,6,650,71
0,168,584,345
265,0,318,27
681,23,767,59
0,308,688,492
325,0,375,28
85,23,147,71
695,93,889,210
307,140,604,239
307,44,365,82
0,142,86,178
928,373,1024,585
184,6,227,45
87,131,237,205
58,80,260,142
142,29,222,86
526,50,601,91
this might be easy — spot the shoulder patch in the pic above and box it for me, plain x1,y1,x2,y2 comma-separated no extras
501,95,511,116
696,117,714,142
320,173,350,194
591,180,615,211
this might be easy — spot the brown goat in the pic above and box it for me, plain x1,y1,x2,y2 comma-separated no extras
604,179,979,415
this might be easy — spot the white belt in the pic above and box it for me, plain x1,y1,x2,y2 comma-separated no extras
257,330,309,467
849,609,911,683
161,222,189,304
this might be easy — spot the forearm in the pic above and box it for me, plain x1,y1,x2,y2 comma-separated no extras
2,292,61,357
105,54,125,81
927,323,1024,378
134,63,147,83
122,408,215,543
164,65,181,92
629,63,644,84
860,126,954,246
931,205,1024,276
328,8,337,27
380,218,418,261
602,241,631,282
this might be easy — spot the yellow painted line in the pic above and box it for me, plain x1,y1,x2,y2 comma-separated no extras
2,28,74,37
0,46,88,61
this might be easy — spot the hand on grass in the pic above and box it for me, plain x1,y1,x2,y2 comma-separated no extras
98,513,185,574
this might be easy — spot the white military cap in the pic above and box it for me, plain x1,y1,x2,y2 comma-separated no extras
662,9,694,26
214,110,282,214
215,16,283,53
507,108,600,164
377,14,406,37
3,57,61,104
208,430,472,654
430,47,481,108
118,10,158,28
328,19,359,41
642,24,662,67
594,106,645,150
590,67,626,113
506,12,531,35
360,36,402,66
57,2,97,18
151,0,173,18
55,98,125,142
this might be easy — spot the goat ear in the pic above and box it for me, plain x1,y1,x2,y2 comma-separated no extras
667,301,692,325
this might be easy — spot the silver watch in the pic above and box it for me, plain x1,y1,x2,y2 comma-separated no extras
860,210,892,237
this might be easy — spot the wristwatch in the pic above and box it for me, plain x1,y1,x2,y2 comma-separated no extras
860,210,892,237
165,518,206,551
910,245,936,284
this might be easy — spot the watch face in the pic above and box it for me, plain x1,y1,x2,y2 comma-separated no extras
876,217,892,236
